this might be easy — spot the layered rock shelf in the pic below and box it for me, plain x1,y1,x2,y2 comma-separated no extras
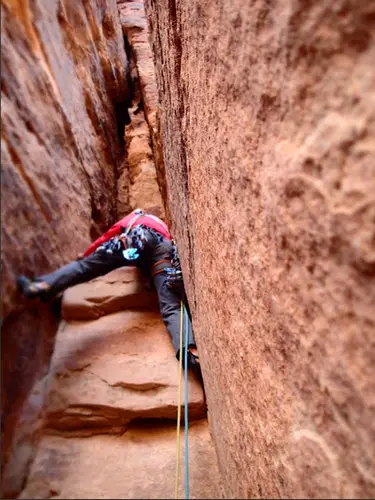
20,268,220,499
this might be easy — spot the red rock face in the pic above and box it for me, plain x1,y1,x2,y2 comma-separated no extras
1,0,129,494
145,0,375,497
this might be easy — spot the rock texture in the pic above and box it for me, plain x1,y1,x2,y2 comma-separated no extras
3,1,220,496
20,421,219,500
118,103,165,219
145,0,375,498
20,268,220,499
1,0,129,495
46,272,206,431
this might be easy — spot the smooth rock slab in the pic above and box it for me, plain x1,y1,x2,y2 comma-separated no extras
45,310,205,432
20,419,222,499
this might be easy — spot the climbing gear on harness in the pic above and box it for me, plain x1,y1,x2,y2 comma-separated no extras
17,276,52,301
96,237,123,255
83,209,171,257
95,215,148,259
171,239,181,269
166,240,184,296
146,226,165,243
122,247,140,261
95,221,164,262
165,267,184,295
151,259,173,278
125,225,148,251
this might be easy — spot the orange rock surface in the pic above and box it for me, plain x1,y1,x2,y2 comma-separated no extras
1,0,128,494
145,0,375,497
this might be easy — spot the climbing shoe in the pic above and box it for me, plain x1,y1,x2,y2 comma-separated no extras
17,276,52,301
185,348,204,387
187,349,200,368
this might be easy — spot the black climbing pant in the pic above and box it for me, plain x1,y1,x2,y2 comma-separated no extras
37,250,196,356
152,271,195,357
38,250,126,294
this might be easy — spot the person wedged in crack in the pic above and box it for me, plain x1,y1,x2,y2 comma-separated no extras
17,208,201,377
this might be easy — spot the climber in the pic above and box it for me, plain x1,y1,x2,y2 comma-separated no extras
17,209,200,374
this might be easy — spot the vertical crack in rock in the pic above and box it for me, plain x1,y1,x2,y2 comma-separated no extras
117,1,166,220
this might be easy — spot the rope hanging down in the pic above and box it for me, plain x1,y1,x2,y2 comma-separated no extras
184,305,190,500
174,302,184,499
174,301,190,500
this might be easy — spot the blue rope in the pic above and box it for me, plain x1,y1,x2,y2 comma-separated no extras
184,306,189,500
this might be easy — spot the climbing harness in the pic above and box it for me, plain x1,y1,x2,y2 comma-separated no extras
151,258,173,278
95,210,146,259
95,235,140,261
123,218,166,260
119,210,146,256
94,210,171,264
96,237,123,255
175,300,190,500
166,240,184,296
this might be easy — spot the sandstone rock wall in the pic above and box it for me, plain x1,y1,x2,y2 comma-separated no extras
1,0,129,494
145,0,375,497
19,268,221,499
2,1,216,498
